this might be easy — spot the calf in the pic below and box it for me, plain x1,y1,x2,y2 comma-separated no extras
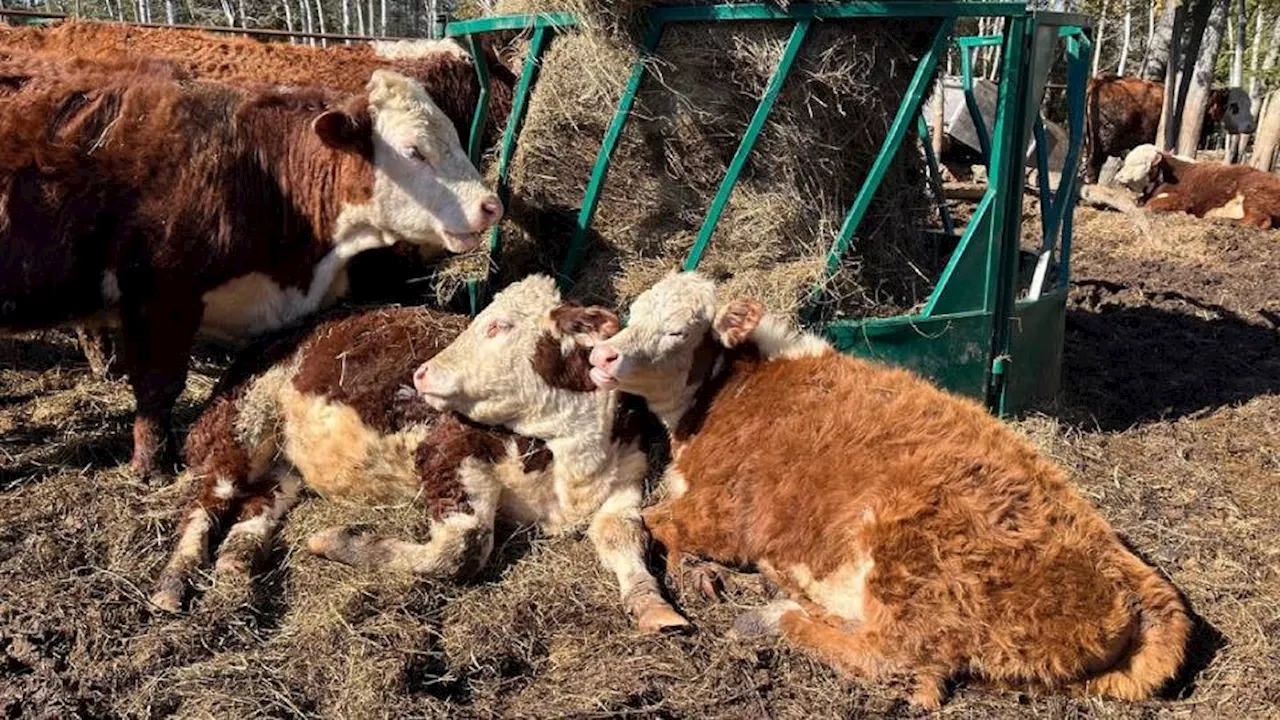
154,277,687,634
0,54,502,478
1086,74,1254,183
580,272,1190,709
1116,143,1280,228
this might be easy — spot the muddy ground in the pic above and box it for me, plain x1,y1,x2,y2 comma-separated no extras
1,205,1278,718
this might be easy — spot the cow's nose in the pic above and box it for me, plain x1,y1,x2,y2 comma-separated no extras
412,362,433,394
590,343,619,370
479,195,503,226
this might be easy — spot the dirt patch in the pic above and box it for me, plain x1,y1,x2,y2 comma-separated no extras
2,207,1279,716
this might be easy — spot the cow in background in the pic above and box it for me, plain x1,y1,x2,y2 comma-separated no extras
1086,74,1255,183
0,54,501,478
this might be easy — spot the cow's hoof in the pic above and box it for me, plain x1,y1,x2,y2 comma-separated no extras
149,573,186,614
636,605,691,635
728,600,802,640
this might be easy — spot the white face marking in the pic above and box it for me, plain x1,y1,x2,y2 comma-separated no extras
1115,144,1161,193
100,271,121,305
363,71,502,253
414,274,565,429
212,477,236,500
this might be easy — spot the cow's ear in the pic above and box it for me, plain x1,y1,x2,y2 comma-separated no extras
313,110,369,153
713,298,764,348
550,303,621,347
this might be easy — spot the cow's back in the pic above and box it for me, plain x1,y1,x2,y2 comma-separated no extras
1089,75,1163,161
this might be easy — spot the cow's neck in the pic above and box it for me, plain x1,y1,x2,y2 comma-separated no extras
523,389,624,480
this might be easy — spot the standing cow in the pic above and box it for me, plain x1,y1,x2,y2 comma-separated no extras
0,54,502,479
1086,74,1255,183
0,20,519,376
154,278,688,634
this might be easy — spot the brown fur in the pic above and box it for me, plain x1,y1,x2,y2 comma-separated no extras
1086,75,1241,183
1141,152,1280,228
643,343,1191,707
533,304,623,392
0,52,386,477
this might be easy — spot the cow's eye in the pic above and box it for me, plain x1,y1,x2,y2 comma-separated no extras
408,146,430,164
665,330,685,339
485,318,513,338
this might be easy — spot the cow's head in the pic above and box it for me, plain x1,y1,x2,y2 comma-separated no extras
588,272,763,403
1114,143,1180,198
1209,87,1256,135
314,70,502,253
413,275,620,437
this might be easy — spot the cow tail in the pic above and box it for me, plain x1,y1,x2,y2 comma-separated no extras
1080,549,1191,700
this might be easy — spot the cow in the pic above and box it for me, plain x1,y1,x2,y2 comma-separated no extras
0,53,502,479
1115,143,1280,228
0,20,519,376
565,272,1191,709
1085,74,1255,184
152,278,689,634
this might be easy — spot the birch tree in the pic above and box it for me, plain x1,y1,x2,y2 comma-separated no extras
1119,1,1133,75
1176,0,1230,157
1144,0,1180,81
1093,0,1110,75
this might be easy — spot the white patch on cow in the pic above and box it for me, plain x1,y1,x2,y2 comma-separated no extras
200,231,391,341
212,477,236,500
347,70,501,255
1204,192,1247,220
1154,192,1171,200
100,271,121,305
174,509,211,563
788,555,876,622
371,38,469,61
662,465,689,499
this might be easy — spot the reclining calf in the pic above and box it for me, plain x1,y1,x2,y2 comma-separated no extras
581,272,1190,709
153,276,687,633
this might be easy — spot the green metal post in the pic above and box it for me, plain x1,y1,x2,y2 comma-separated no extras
958,42,992,163
917,115,956,237
1057,33,1091,286
1033,115,1051,244
982,16,1030,413
804,18,955,314
488,28,551,258
559,21,666,287
685,19,811,271
466,33,491,166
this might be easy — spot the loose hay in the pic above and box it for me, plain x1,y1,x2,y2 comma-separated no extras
441,1,947,321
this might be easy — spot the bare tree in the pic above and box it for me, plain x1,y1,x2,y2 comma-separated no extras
282,0,294,37
1176,0,1230,157
218,0,234,26
163,0,174,23
341,0,349,34
1250,13,1280,169
1144,0,1180,80
1226,0,1246,162
1119,0,1134,75
379,0,387,35
1094,0,1110,75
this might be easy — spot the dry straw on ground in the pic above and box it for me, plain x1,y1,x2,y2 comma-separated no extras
438,0,948,321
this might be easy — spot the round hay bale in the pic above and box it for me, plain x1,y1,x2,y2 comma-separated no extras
447,1,949,321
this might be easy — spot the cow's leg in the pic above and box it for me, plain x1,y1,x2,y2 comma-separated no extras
214,470,302,577
641,499,733,603
588,488,689,634
76,326,119,379
119,297,201,480
307,458,501,580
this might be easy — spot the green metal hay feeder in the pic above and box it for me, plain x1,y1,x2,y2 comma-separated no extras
445,2,1093,417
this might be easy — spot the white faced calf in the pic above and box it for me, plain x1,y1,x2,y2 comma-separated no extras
586,272,1190,709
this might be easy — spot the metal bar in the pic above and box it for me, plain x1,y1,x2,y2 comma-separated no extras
650,3,1026,22
959,43,992,163
465,33,491,167
809,18,956,298
486,25,551,270
0,8,418,41
955,35,1004,48
1033,115,1052,241
446,12,577,36
1056,33,1089,289
559,21,665,287
916,115,955,237
982,16,1030,413
685,18,810,272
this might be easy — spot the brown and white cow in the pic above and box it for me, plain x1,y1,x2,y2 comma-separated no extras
1115,143,1280,228
154,276,688,634
571,272,1191,709
0,54,501,478
1086,74,1255,183
0,20,519,377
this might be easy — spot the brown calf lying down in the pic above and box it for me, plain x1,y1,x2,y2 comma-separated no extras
0,20,518,377
154,278,687,633
1115,143,1280,229
578,272,1190,708
0,53,500,478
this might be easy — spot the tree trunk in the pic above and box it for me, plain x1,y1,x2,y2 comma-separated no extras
1249,7,1264,106
932,79,945,157
1250,89,1280,170
1176,0,1230,158
283,0,294,40
218,0,235,27
341,0,349,35
1143,0,1179,80
315,0,327,47
1226,0,1246,162
1119,4,1133,75
379,0,387,36
163,0,174,23
300,0,314,45
1157,0,1186,149
1094,0,1110,76
368,0,375,36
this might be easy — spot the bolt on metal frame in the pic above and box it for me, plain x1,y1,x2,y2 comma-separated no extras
446,4,1093,416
